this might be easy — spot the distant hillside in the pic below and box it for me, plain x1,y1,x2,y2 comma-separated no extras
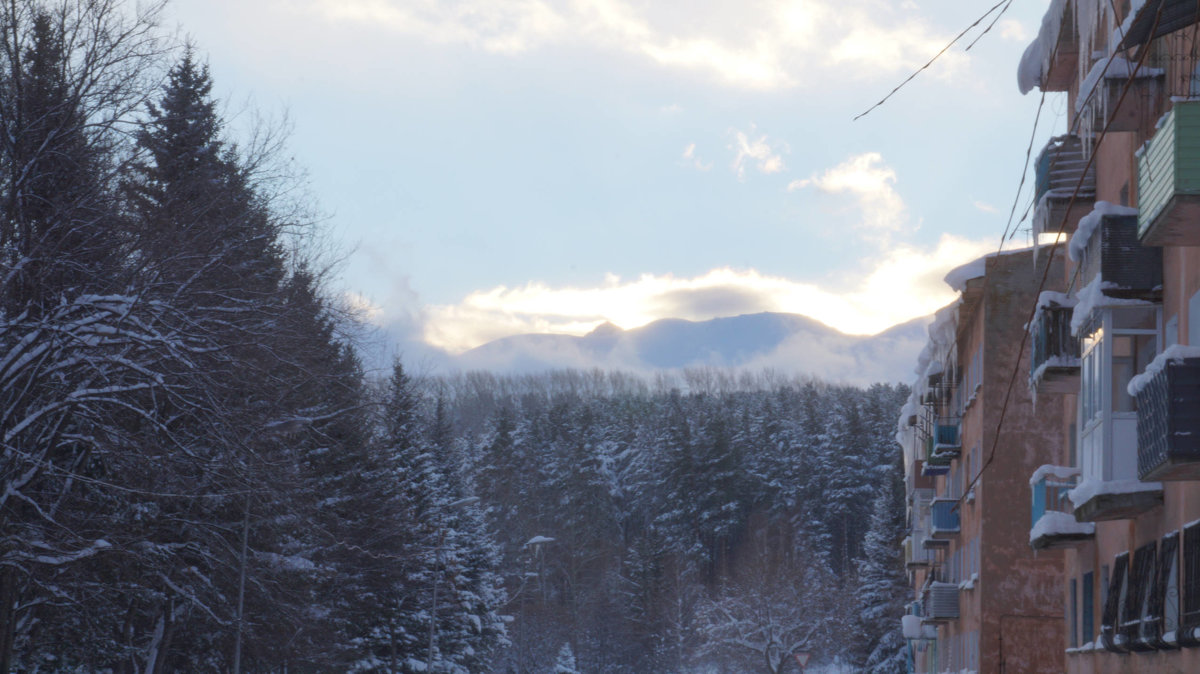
454,312,930,384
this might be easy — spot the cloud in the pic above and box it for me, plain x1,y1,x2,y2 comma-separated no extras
681,142,713,171
730,126,787,179
998,19,1028,42
790,152,905,238
421,233,994,353
973,200,999,214
306,0,969,90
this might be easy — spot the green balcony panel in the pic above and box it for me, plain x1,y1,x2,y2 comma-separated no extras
1137,100,1200,246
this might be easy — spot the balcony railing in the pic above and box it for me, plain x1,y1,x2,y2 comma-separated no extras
922,433,950,476
1030,301,1080,394
1136,355,1200,481
922,582,960,623
1076,212,1162,300
1138,100,1200,246
1076,56,1163,135
1032,135,1095,239
1029,466,1094,550
904,535,935,568
930,498,960,538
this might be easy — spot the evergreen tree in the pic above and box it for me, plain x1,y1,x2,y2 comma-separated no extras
854,472,908,673
553,642,580,674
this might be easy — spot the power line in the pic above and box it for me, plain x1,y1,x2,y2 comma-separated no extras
855,0,1012,121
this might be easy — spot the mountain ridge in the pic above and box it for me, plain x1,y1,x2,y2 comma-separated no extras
454,311,930,384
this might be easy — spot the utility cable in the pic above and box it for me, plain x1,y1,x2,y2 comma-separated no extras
855,0,1012,121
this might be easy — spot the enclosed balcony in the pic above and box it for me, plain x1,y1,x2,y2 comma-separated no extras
1138,100,1200,246
1073,211,1162,301
1032,135,1095,240
1029,296,1080,395
1134,351,1200,481
930,498,960,538
922,582,960,623
907,488,937,567
1029,465,1093,550
931,417,961,460
1073,305,1164,521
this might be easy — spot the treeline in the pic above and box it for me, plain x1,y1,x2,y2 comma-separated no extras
427,370,911,673
0,1,503,671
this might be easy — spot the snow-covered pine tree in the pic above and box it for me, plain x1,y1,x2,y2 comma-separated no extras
553,642,580,674
853,472,908,673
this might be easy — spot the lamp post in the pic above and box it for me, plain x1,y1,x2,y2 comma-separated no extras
427,496,480,672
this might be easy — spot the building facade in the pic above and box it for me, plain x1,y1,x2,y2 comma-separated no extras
1009,0,1200,671
898,250,1066,673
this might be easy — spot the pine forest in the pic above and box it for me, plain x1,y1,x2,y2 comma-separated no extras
0,1,913,671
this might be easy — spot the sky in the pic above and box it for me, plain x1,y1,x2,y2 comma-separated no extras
164,0,1065,367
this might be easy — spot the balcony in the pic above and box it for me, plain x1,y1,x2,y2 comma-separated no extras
1135,353,1200,481
922,434,950,477
922,582,960,623
931,417,961,460
1071,476,1163,522
1029,466,1094,550
1018,0,1078,93
1032,135,1095,240
1119,0,1200,51
930,498,960,538
1076,56,1164,135
1138,100,1200,246
903,602,939,640
1074,211,1162,301
904,535,935,568
1029,298,1080,395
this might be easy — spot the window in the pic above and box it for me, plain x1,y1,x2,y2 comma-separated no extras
1125,541,1157,651
1181,522,1200,646
1080,307,1158,420
1157,532,1180,645
1070,578,1079,648
1077,306,1160,486
1069,422,1077,468
1189,288,1200,345
1083,571,1095,645
1111,333,1155,413
1101,552,1129,652
1081,328,1103,424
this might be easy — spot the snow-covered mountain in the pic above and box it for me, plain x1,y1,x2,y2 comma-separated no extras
454,312,930,384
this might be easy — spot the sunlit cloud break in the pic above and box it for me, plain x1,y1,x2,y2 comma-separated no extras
421,234,995,353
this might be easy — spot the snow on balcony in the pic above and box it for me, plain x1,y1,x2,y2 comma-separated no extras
1029,512,1095,548
1068,477,1163,522
1070,275,1156,336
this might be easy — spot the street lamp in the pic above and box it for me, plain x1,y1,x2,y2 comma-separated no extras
427,496,480,672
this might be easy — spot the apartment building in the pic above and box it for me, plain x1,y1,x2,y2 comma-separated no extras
1015,0,1200,671
897,249,1066,673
